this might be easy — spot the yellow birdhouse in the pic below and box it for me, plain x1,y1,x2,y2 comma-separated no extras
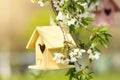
26,26,75,70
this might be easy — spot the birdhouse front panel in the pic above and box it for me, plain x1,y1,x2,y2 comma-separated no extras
35,36,47,67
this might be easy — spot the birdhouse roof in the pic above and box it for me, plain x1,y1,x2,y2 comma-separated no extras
110,0,120,12
26,26,75,49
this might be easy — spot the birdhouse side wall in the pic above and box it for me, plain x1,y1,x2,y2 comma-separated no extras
46,48,60,67
46,49,74,69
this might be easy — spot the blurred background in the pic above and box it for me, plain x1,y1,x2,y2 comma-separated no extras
0,0,120,80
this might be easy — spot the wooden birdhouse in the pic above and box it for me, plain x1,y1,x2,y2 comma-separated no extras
93,0,120,26
26,26,75,70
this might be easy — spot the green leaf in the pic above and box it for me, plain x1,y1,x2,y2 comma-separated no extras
81,18,89,25
66,68,75,80
63,1,71,10
104,33,112,37
100,26,109,32
85,17,94,22
89,59,93,63
69,25,75,33
82,75,86,80
75,4,85,13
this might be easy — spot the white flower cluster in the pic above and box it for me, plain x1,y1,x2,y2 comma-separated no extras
69,48,86,62
53,53,69,64
52,0,95,28
52,0,65,11
56,11,76,26
53,44,101,64
38,0,44,7
31,0,97,28
53,48,86,64
87,43,101,60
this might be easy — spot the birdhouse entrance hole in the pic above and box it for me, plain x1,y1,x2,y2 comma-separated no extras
104,8,112,16
39,44,45,53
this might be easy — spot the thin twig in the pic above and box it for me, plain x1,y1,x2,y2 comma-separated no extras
50,0,68,43
76,61,82,68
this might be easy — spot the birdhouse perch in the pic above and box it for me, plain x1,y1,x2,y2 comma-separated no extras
26,26,75,70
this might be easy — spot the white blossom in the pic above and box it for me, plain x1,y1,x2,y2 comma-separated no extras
94,51,101,59
31,0,49,7
74,48,80,53
56,12,64,20
68,19,76,26
53,53,70,64
38,0,44,7
69,48,86,62
59,0,64,6
52,0,63,11
69,52,76,58
80,49,86,53
80,3,87,9
87,49,101,60
90,43,95,48
64,58,70,64
71,57,77,62
53,53,65,64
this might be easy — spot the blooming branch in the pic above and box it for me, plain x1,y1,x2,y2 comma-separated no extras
31,0,112,80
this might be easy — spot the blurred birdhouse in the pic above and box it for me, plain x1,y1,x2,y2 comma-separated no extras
26,26,75,70
93,0,120,26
